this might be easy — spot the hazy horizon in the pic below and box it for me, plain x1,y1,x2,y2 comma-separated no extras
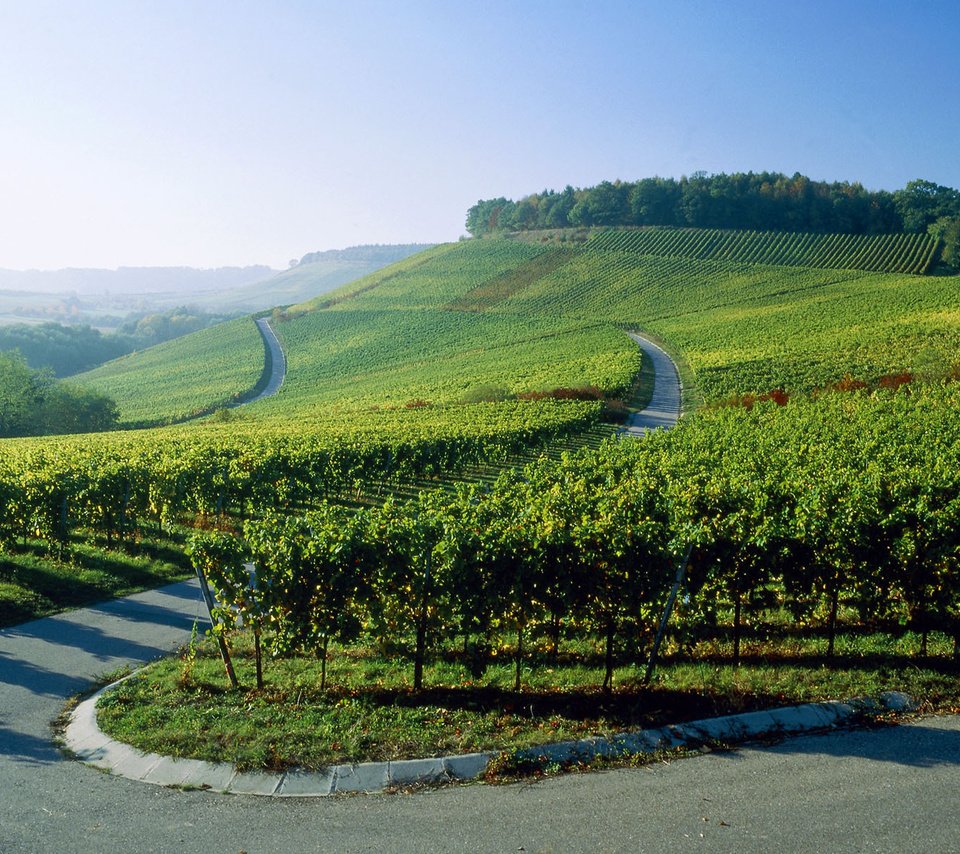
1,1,957,271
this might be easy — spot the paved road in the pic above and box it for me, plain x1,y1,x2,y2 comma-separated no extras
247,317,286,403
2,581,959,854
623,333,682,436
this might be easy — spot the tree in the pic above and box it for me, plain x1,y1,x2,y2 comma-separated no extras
39,383,119,435
568,181,630,227
629,177,681,226
0,353,45,437
894,179,960,233
928,216,960,271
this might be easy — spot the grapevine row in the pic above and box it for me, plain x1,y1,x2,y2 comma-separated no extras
0,400,600,550
586,228,939,274
193,382,960,691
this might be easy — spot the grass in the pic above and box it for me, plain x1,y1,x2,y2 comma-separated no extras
95,627,960,773
0,531,192,627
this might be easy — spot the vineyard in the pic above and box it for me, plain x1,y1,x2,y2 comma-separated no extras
586,227,940,274
186,381,960,700
64,227,960,425
4,226,960,715
0,399,602,559
486,248,960,401
256,308,637,416
76,316,267,425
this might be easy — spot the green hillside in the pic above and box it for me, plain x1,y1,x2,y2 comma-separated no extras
67,226,960,426
186,244,433,312
255,308,635,416
294,228,960,404
585,227,939,274
76,316,266,425
480,241,960,401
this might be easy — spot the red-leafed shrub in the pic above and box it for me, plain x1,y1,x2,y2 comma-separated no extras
877,371,913,390
831,374,869,393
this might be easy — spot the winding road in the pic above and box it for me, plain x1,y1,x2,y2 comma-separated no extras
623,332,682,435
2,332,959,852
247,317,286,403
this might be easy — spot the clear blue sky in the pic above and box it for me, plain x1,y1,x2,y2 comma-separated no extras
0,0,957,270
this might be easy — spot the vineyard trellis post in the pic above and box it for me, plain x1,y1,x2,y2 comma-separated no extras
643,542,692,685
193,559,239,689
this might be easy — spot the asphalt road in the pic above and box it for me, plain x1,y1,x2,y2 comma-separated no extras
4,570,960,853
623,333,682,435
248,317,286,403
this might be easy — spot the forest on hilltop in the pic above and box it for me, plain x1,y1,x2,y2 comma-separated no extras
467,173,960,271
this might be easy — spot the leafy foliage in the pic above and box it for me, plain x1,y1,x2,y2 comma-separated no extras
187,382,960,693
466,172,958,237
0,352,118,437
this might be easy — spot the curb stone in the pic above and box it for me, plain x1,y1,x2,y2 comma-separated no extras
63,678,916,797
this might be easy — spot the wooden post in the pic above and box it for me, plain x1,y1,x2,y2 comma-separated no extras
643,544,692,685
194,562,239,689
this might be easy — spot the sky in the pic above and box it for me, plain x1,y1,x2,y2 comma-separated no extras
0,0,957,271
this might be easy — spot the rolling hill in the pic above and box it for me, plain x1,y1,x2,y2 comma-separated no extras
70,225,960,426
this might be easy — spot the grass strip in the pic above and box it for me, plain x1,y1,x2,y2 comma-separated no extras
0,532,192,628
96,629,960,773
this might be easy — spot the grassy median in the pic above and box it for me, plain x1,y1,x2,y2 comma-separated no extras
96,628,960,773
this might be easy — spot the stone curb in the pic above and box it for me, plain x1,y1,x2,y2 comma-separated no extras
63,677,916,797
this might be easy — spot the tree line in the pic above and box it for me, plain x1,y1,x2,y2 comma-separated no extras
466,173,960,270
0,307,240,378
0,352,118,437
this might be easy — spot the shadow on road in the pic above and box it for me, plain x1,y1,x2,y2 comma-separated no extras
0,721,62,765
710,719,960,770
0,650,90,699
2,612,194,670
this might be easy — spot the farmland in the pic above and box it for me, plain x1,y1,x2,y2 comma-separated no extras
62,226,960,428
3,225,960,693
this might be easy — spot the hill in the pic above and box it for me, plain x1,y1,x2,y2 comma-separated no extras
66,226,960,426
76,316,266,425
182,244,434,312
466,173,960,270
0,245,432,326
0,265,276,296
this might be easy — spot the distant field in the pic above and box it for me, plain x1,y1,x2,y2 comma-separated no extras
76,316,265,424
66,227,960,424
187,245,433,312
482,249,960,400
302,240,549,311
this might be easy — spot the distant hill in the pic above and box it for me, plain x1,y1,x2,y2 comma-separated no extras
0,265,276,295
79,226,960,425
0,245,435,324
186,244,435,312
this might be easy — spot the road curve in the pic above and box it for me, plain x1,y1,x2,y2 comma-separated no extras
1,586,959,854
245,317,286,404
623,332,682,436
